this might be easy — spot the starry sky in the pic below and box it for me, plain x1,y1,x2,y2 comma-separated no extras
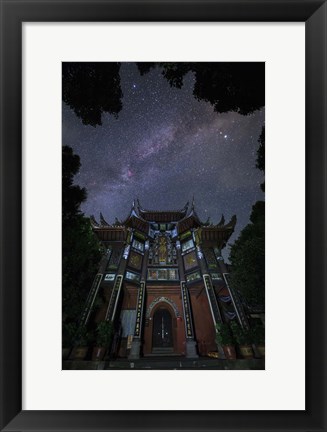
62,62,264,259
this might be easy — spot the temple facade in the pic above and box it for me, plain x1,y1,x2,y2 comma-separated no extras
81,200,250,359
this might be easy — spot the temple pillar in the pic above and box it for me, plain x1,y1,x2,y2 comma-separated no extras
80,248,111,326
222,273,250,330
129,281,146,359
105,232,132,323
194,241,225,358
212,247,250,330
180,282,198,358
176,244,198,358
129,241,149,359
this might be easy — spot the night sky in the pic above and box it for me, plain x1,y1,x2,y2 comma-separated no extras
62,62,264,259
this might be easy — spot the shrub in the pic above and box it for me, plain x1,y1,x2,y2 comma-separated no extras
230,321,252,345
215,322,235,346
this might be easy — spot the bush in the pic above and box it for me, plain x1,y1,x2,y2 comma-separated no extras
215,322,235,346
230,321,253,345
75,325,92,346
96,321,114,347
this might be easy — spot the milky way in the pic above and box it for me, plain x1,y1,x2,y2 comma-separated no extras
62,62,265,259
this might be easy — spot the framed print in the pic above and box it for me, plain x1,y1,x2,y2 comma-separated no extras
0,0,326,431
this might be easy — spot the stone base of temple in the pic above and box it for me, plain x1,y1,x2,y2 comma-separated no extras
63,358,265,370
217,343,226,359
185,340,199,358
128,340,141,360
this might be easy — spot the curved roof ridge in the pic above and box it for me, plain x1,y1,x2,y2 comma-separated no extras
121,199,147,225
137,199,189,214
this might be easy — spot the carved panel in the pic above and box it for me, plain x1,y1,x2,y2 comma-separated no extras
183,251,198,271
128,251,143,270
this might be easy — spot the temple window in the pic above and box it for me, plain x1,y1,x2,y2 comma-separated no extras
181,238,194,253
148,233,177,266
132,239,144,252
104,273,115,282
147,268,179,281
186,271,201,283
125,271,141,283
211,272,223,281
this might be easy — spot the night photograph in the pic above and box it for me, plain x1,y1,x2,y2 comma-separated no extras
62,62,265,369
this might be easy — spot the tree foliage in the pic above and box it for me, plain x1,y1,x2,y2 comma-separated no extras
62,62,123,126
230,320,253,345
62,62,264,127
229,201,265,307
256,126,265,191
229,128,265,308
215,322,235,346
256,126,265,172
137,62,265,115
62,146,102,325
62,145,86,223
95,321,114,347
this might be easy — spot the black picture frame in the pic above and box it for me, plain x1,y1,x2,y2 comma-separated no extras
0,1,326,431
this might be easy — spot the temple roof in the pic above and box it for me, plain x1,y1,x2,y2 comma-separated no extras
121,200,149,233
90,216,127,242
123,215,149,234
199,215,237,248
177,197,207,234
136,199,189,222
90,201,236,248
90,213,127,242
177,210,202,234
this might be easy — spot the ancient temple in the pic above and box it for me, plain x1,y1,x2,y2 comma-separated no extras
81,199,249,359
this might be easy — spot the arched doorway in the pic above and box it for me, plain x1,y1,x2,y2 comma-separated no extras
152,307,173,354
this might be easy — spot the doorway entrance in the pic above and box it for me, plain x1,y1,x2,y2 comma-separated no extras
152,308,173,354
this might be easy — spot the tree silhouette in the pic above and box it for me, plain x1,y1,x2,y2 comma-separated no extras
229,129,265,308
62,145,86,222
62,62,123,126
256,126,265,172
137,62,265,115
62,146,101,331
62,62,264,127
229,201,265,307
256,126,265,191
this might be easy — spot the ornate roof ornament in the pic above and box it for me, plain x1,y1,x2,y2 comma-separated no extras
100,212,110,227
119,199,149,233
191,195,195,209
89,215,99,228
136,198,143,213
122,199,146,224
185,195,202,225
113,217,123,226
131,198,137,211
181,200,190,213
217,214,225,226
225,215,237,229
